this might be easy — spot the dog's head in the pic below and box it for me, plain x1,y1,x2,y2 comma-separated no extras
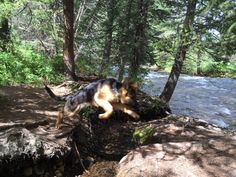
120,80,139,108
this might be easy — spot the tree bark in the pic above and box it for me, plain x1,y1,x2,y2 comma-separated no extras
118,58,125,81
196,47,201,75
63,0,78,81
74,0,103,58
117,0,133,81
100,0,116,74
0,18,10,50
129,0,149,79
159,0,197,103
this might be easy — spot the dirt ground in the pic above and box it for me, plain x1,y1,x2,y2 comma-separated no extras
0,85,58,124
0,84,79,140
0,85,236,177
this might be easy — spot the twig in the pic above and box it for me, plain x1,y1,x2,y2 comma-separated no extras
74,142,89,174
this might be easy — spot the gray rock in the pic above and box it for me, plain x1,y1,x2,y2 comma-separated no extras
0,128,70,163
0,127,72,177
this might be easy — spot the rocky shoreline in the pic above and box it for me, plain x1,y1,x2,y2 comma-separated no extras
80,115,236,177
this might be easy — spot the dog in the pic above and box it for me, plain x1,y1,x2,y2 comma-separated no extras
45,78,140,129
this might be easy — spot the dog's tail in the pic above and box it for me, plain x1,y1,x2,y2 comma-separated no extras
44,84,69,101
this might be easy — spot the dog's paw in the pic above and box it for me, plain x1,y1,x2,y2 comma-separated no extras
134,114,140,119
131,113,140,120
98,114,110,120
55,123,60,129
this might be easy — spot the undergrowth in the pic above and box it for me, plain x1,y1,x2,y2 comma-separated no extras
0,42,64,85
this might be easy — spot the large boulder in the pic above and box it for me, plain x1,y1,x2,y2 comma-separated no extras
0,128,70,162
116,116,236,177
117,142,236,177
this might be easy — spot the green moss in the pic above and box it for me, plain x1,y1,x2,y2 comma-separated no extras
133,126,155,145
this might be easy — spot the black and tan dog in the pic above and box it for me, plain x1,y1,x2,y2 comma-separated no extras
45,78,140,129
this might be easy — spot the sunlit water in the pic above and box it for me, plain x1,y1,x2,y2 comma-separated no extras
142,72,236,129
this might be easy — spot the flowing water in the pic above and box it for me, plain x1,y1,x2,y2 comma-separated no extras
142,72,236,129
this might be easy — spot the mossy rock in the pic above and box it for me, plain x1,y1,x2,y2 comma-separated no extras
137,91,171,120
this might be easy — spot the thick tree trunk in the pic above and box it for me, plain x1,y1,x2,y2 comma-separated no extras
159,0,197,103
63,0,78,81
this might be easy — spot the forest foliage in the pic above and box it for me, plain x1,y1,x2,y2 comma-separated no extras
0,0,235,85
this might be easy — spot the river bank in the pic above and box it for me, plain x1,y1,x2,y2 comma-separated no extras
142,71,236,129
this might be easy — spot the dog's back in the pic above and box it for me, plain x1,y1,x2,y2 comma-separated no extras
45,78,122,104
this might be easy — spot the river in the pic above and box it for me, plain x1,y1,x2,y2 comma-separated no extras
142,72,236,129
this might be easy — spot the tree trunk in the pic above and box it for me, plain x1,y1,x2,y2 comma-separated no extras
0,18,10,50
100,0,116,75
159,0,197,103
129,0,149,79
118,58,125,81
74,0,103,59
196,48,201,75
117,0,133,81
63,0,78,81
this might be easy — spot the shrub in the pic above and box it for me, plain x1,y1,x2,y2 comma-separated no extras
201,61,236,78
0,44,63,85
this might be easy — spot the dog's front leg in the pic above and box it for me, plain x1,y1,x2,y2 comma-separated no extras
94,94,113,119
113,103,140,119
98,101,113,119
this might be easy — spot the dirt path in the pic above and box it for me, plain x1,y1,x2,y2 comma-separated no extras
0,85,77,145
0,86,56,123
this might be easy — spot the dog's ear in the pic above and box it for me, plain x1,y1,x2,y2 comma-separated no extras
122,78,129,89
122,78,139,91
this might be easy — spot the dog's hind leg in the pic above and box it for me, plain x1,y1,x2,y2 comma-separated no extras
55,107,64,129
55,104,85,129
65,103,90,118
64,105,82,118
